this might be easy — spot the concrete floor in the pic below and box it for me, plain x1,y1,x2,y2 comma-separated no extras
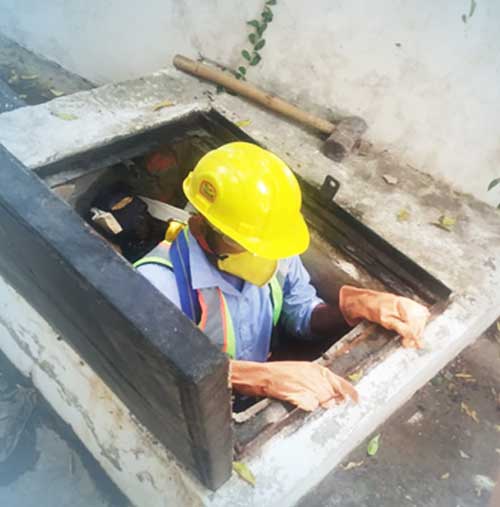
299,331,500,507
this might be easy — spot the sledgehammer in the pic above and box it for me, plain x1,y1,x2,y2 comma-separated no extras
173,55,367,162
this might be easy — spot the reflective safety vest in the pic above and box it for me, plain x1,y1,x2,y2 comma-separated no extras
134,227,285,359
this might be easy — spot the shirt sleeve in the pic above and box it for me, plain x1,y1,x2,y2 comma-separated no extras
136,264,181,309
280,256,324,340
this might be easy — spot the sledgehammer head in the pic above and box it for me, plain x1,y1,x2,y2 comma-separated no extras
323,116,368,162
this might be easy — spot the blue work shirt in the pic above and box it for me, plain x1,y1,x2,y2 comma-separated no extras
137,229,323,362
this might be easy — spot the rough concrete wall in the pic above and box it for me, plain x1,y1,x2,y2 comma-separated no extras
1,0,499,206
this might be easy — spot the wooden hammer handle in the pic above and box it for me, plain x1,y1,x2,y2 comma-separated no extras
173,55,335,135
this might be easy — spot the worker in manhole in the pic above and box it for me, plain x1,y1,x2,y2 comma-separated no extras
135,142,430,411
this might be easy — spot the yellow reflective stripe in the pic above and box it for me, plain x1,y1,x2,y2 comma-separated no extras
219,292,236,359
133,256,173,269
269,275,283,326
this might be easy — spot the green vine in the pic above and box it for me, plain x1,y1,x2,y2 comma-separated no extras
215,0,278,95
488,177,500,209
236,0,276,80
214,0,277,94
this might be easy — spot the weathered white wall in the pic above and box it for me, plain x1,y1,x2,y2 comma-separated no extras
1,0,499,206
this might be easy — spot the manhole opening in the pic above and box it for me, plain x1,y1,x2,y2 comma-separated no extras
38,108,451,459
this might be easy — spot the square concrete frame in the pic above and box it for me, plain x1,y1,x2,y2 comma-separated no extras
0,69,499,506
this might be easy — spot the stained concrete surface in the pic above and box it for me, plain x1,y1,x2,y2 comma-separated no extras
0,350,129,507
299,331,500,507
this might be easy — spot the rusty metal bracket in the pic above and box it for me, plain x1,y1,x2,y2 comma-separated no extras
320,175,341,202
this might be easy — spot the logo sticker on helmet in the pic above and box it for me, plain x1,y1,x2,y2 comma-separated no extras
199,180,217,202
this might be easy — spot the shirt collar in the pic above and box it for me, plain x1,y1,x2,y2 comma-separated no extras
186,229,242,296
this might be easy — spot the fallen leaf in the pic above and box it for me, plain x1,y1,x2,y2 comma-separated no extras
348,369,363,383
432,214,456,232
152,100,175,111
461,402,479,423
440,472,450,480
496,321,500,333
51,111,78,121
233,461,256,487
236,119,252,128
382,174,398,185
469,0,477,18
495,424,500,432
397,209,410,222
406,411,424,425
367,434,381,456
20,73,38,80
342,460,364,470
459,450,470,459
455,373,473,379
495,448,500,455
49,88,65,97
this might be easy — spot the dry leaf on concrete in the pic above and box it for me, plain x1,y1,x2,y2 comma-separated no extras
382,174,398,185
367,434,381,456
342,460,364,470
460,402,479,423
233,461,256,487
455,372,474,379
440,472,450,480
347,370,364,383
397,209,410,222
152,100,175,111
432,215,456,232
51,111,78,121
236,119,252,128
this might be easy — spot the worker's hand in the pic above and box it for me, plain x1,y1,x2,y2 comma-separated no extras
230,360,358,411
339,285,430,349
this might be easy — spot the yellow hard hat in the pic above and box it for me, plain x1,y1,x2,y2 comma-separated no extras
183,142,309,259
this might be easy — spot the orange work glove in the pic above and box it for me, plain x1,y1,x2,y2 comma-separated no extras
230,360,358,412
339,285,430,349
